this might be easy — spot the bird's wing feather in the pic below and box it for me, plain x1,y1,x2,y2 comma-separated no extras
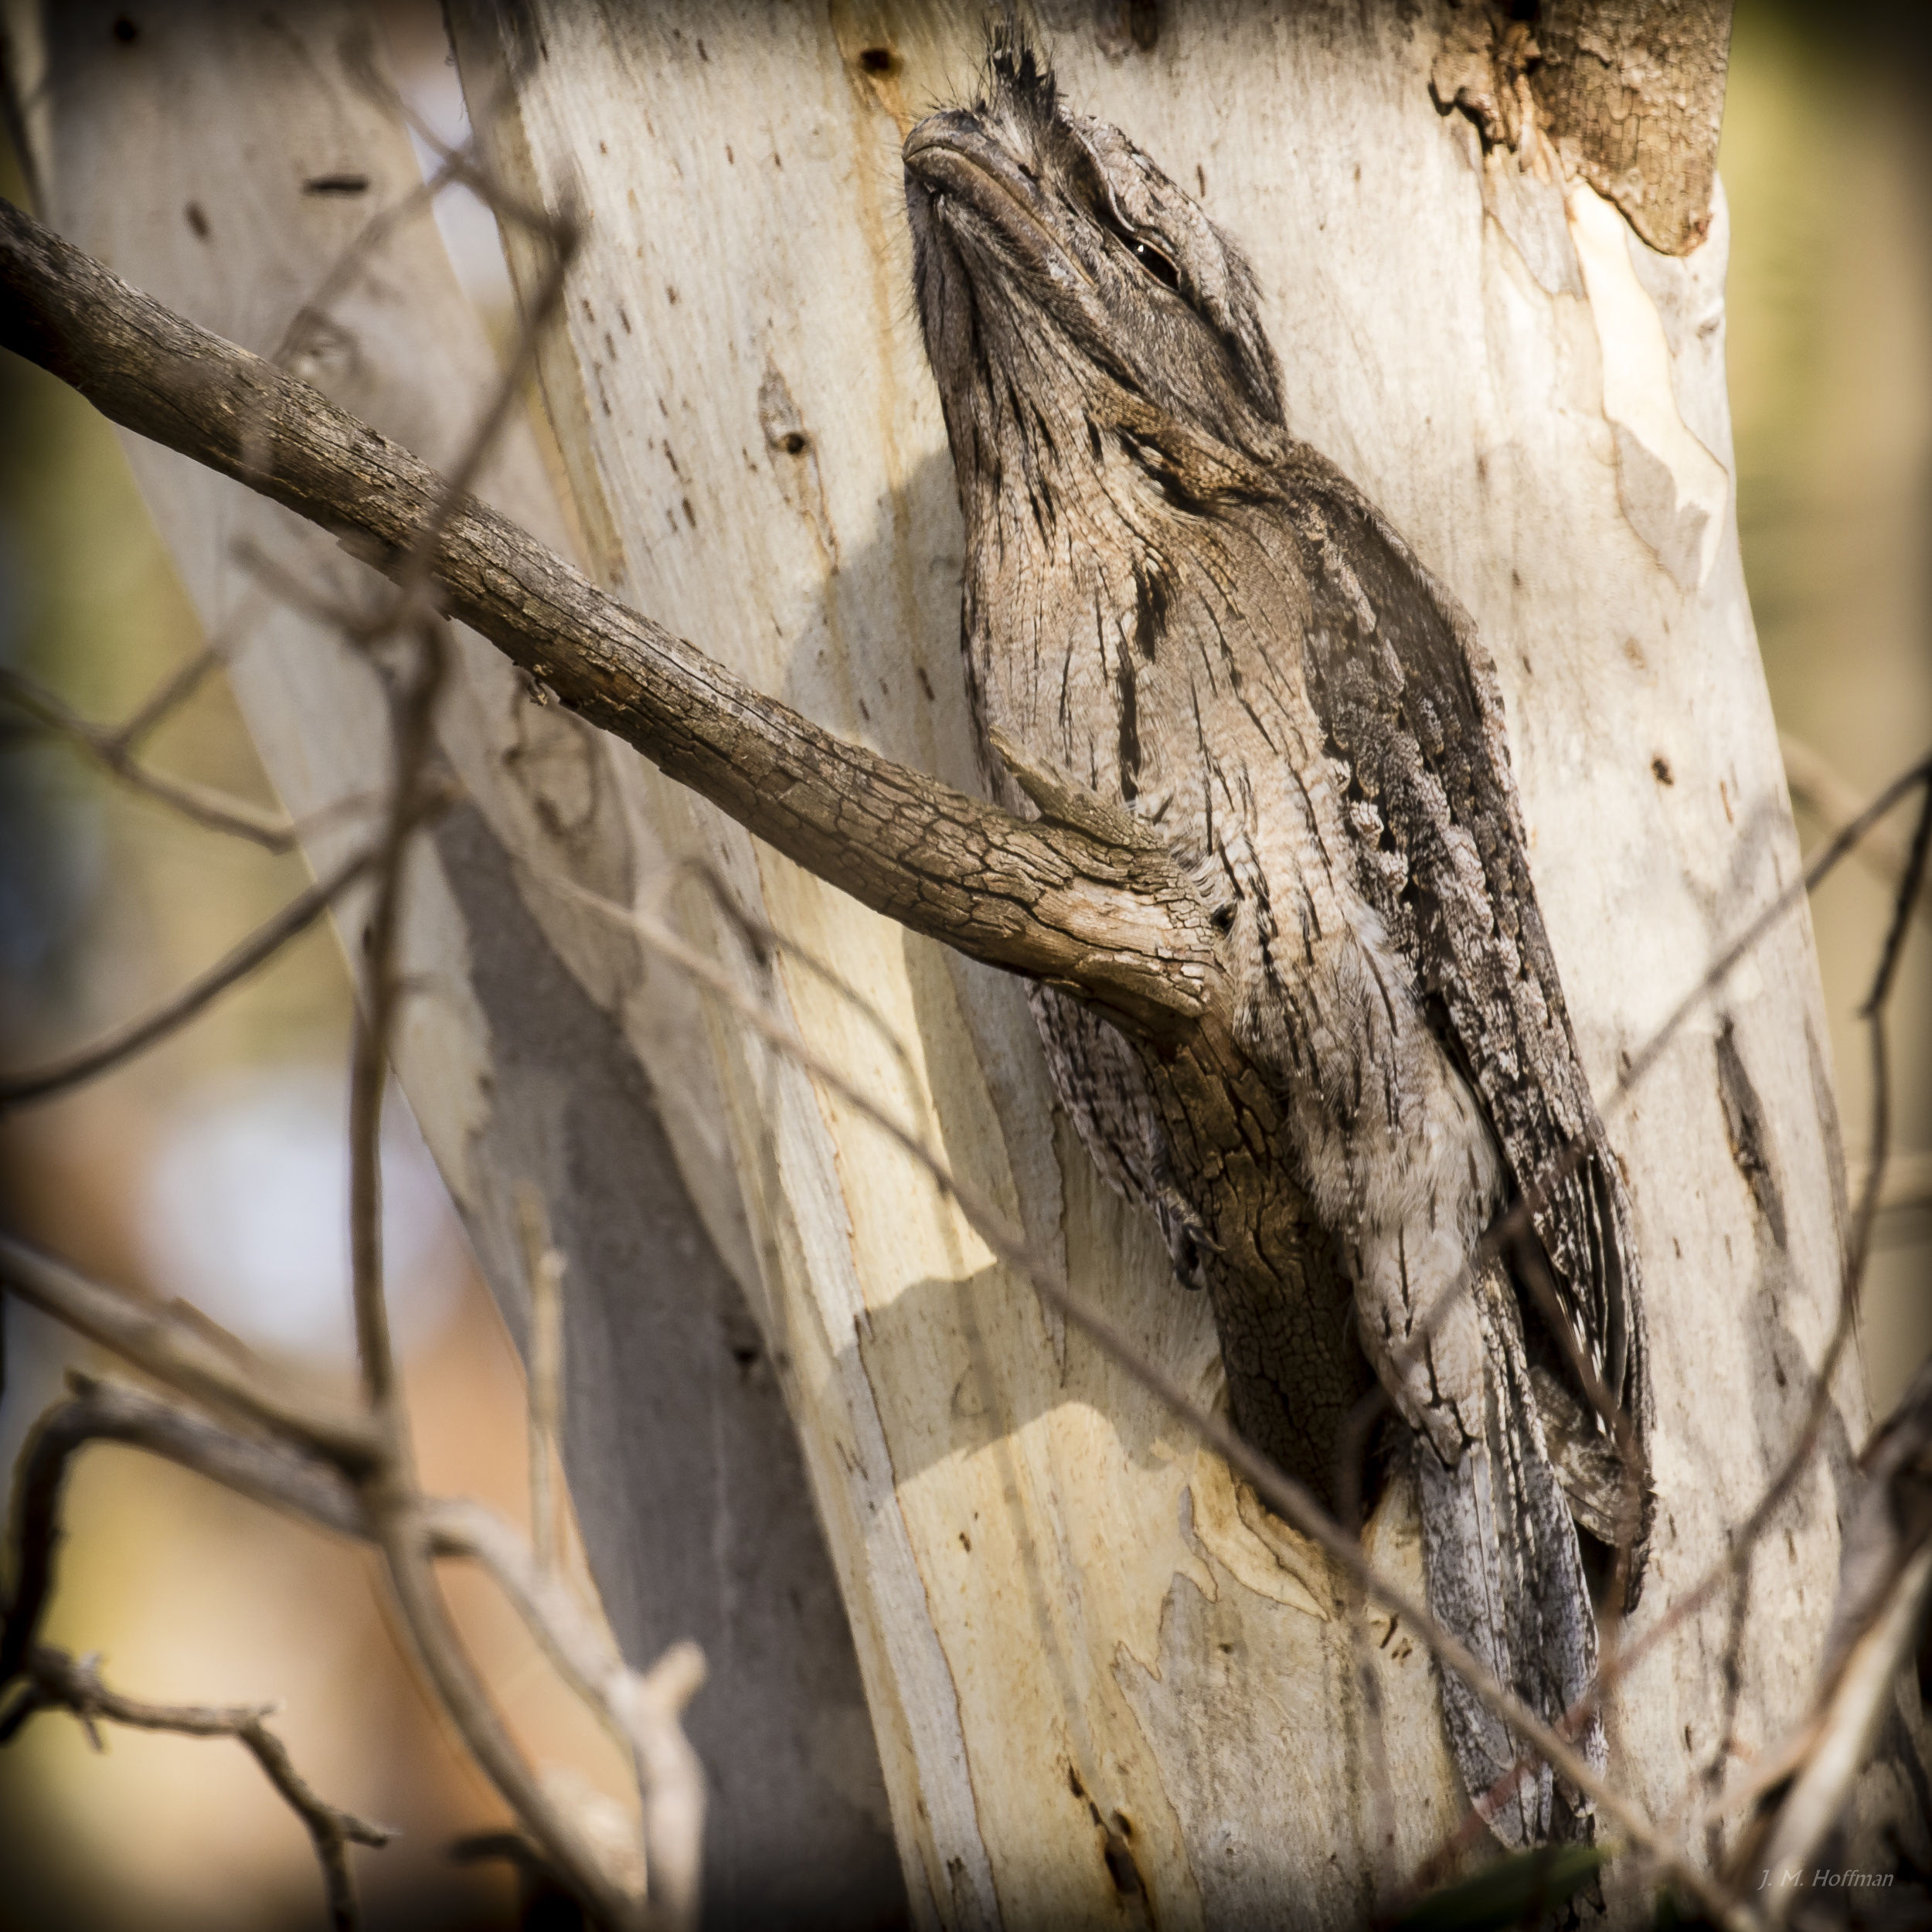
1268,450,1648,1454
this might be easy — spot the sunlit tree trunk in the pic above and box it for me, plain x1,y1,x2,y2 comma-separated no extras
442,2,1917,1918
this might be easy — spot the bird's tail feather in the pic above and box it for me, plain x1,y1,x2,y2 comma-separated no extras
1416,1269,1604,1847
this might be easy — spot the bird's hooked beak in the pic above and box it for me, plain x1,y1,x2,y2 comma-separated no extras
903,111,1095,293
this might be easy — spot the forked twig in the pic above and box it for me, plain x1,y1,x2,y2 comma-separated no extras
0,1235,383,1468
9,1647,395,1932
1,665,298,849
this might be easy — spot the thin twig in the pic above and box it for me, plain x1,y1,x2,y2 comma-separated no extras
1781,730,1932,926
1751,1545,1932,1923
271,168,454,376
0,842,379,1109
99,587,272,754
0,1377,354,1689
1592,776,1932,1710
426,1500,706,1927
1,665,298,849
336,30,558,250
374,1507,648,1931
0,1344,688,1927
0,1234,382,1468
652,856,927,1111
16,1646,394,1931
0,1366,697,1925
346,618,447,1420
0,1381,392,1929
111,644,223,752
274,134,665,1923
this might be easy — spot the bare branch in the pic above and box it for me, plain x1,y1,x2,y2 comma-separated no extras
623,1641,706,1929
0,195,1222,1042
1725,1356,1932,1911
1782,730,1932,926
15,1646,394,1931
426,1501,705,1927
374,1508,649,1931
0,1233,383,1468
0,841,379,1109
345,621,447,1419
0,1334,689,1926
1,1381,389,1929
0,1376,364,1691
1,665,298,849
0,1362,698,1924
267,131,675,1921
111,642,226,753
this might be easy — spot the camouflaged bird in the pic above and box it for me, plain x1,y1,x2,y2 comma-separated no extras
903,32,1652,1845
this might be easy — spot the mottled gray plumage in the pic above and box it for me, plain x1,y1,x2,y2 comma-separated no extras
903,34,1650,1843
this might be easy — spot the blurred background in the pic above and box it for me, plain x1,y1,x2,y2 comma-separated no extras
0,3,1927,1927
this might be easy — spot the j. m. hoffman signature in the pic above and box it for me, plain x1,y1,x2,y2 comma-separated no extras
1757,1867,1896,1891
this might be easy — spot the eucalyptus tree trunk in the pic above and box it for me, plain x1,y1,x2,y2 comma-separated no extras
442,2,1914,1920
10,0,1925,1925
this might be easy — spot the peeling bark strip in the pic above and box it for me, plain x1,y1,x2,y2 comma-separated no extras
1433,0,1733,255
0,196,1219,1039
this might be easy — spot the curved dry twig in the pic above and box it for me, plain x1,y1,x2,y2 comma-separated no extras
0,1379,393,1930
426,1500,706,1925
0,1362,700,1930
1781,730,1932,927
1731,1349,1932,1914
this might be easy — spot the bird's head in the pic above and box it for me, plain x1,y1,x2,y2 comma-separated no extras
903,26,1285,505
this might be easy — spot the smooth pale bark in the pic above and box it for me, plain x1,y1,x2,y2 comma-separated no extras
444,3,1927,1923
5,5,903,1922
